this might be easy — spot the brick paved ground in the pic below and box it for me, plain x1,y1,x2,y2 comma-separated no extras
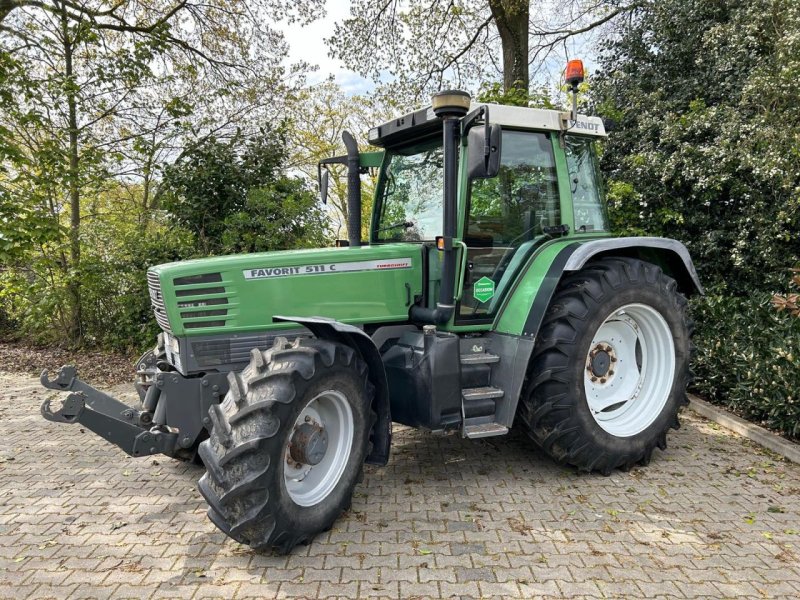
0,371,799,599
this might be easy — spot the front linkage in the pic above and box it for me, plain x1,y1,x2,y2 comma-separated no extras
40,364,177,457
40,349,227,460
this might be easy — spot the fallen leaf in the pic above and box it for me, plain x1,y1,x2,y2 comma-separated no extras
508,517,532,534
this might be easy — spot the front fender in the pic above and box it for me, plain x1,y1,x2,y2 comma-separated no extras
273,315,391,466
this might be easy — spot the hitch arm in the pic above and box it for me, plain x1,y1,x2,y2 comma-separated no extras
40,366,178,457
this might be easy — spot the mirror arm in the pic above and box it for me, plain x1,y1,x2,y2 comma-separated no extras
483,106,491,165
461,105,493,169
461,105,487,134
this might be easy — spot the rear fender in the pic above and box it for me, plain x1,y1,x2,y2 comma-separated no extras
495,236,702,339
490,237,702,424
273,315,392,466
562,237,703,296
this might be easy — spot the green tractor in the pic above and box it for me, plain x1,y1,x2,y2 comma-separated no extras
41,73,701,553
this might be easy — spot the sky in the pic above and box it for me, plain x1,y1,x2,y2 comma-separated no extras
281,1,374,95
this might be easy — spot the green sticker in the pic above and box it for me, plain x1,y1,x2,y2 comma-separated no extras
473,276,495,303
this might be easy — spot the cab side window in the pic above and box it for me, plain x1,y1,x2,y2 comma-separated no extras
565,136,609,233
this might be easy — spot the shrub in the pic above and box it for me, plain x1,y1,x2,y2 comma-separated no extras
691,290,800,440
79,224,197,352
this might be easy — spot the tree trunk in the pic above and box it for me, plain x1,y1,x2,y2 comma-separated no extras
61,5,82,343
489,0,530,95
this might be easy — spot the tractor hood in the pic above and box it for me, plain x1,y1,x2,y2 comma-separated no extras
147,244,423,338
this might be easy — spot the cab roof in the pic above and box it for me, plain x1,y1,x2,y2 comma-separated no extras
368,102,606,148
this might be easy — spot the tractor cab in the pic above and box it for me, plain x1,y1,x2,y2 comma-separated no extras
366,100,609,328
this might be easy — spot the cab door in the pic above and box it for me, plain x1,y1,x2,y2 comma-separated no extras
457,130,563,324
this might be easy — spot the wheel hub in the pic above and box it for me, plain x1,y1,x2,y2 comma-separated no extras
289,422,328,466
283,390,355,507
587,343,617,382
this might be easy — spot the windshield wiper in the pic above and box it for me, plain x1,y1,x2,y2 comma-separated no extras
377,220,414,233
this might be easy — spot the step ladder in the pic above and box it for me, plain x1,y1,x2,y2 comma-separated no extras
459,339,508,439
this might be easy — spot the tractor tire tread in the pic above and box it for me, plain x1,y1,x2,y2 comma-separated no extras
198,336,374,554
518,256,693,474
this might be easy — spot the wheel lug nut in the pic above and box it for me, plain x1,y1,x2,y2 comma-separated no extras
600,378,607,384
609,370,615,376
591,376,598,382
304,416,311,423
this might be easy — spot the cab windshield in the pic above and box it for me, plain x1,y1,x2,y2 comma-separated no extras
374,137,443,242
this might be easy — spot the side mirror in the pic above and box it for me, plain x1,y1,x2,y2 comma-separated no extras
467,124,502,180
319,169,329,204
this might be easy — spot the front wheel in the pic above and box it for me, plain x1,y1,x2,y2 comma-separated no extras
518,257,692,474
197,337,373,554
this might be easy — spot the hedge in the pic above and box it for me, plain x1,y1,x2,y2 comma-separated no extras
691,294,800,440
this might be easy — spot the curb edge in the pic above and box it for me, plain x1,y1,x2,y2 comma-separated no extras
687,394,800,464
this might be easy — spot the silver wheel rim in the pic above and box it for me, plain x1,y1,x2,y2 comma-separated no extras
284,390,354,507
583,303,676,438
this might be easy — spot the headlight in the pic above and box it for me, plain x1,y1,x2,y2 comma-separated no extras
164,332,180,354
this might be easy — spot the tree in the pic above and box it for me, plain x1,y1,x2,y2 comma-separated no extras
328,0,638,102
1,0,321,342
287,79,391,239
161,130,329,255
592,0,800,295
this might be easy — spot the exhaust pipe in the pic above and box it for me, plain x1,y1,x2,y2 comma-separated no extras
411,90,471,325
342,131,361,247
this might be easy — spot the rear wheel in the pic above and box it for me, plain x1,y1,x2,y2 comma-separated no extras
198,337,373,553
518,257,692,474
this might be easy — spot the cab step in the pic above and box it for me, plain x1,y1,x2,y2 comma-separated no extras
462,386,504,401
460,352,500,365
463,422,509,439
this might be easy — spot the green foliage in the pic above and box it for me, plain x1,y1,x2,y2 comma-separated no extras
0,197,61,263
78,225,197,351
220,179,329,253
691,294,800,440
594,0,800,294
163,131,317,254
0,190,197,351
594,0,800,433
477,82,557,108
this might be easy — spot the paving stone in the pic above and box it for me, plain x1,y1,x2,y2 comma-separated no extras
2,371,800,599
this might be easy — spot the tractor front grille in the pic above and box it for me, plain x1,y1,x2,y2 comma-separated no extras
148,270,234,332
147,271,172,332
189,330,310,370
172,272,231,330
